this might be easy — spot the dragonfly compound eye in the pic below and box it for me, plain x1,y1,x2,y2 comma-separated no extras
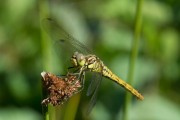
77,54,86,66
71,57,78,66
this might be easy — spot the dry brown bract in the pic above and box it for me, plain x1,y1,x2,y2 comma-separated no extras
41,71,82,106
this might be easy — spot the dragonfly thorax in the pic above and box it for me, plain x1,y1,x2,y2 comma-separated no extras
71,52,103,73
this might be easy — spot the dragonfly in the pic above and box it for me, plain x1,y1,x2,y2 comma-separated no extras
42,18,144,113
41,71,83,106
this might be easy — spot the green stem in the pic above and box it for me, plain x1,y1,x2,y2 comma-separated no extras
39,0,50,71
39,0,57,120
63,94,81,120
122,0,144,120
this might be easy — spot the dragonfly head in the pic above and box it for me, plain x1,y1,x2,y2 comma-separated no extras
71,52,86,67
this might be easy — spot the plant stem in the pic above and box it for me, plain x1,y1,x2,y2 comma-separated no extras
122,0,144,120
63,94,81,120
39,0,50,71
39,0,56,120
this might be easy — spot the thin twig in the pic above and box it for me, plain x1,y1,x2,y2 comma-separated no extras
122,0,144,120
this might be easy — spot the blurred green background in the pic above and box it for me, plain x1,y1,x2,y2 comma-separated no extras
0,0,180,120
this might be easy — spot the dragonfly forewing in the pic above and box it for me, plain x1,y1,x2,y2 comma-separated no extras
42,18,92,55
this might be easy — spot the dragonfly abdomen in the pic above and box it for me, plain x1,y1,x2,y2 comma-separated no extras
102,66,144,100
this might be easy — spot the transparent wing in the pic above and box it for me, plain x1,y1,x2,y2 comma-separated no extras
86,73,102,114
86,73,101,96
42,18,92,55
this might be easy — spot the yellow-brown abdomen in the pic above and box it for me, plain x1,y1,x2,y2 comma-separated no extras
102,66,144,100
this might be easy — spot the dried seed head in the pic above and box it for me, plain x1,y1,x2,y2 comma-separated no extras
41,71,82,106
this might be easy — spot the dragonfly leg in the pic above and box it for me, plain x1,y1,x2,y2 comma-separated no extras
69,66,85,81
77,71,85,92
56,74,66,77
80,72,85,88
68,66,80,73
68,66,75,69
67,66,86,92
68,71,85,94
